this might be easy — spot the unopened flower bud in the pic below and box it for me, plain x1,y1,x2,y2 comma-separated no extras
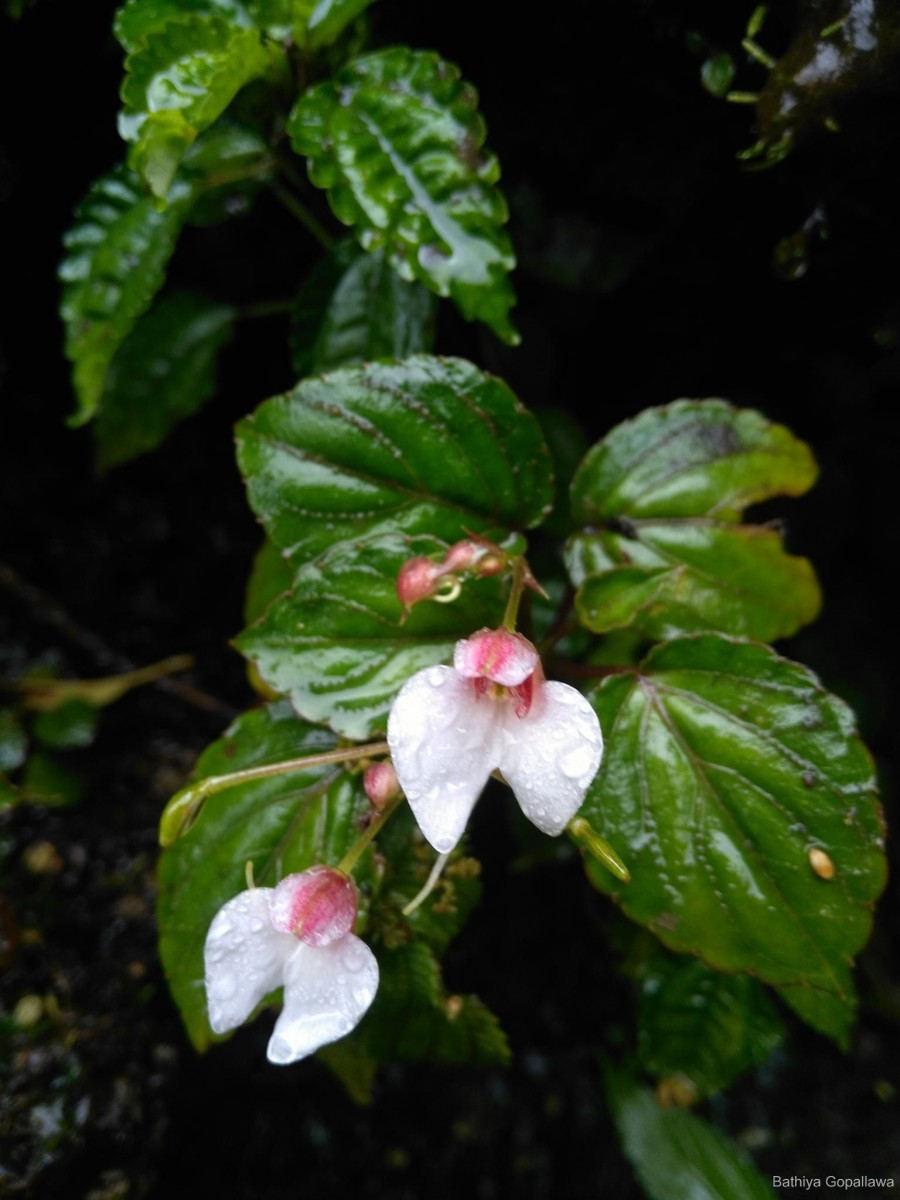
397,557,442,609
442,540,483,572
268,867,358,946
364,761,400,810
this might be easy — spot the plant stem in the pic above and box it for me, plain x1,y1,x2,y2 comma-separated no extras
159,741,389,846
337,792,406,875
271,181,336,251
502,557,529,631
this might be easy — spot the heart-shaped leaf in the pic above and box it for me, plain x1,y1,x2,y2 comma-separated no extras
236,355,553,563
568,400,821,641
583,635,886,1009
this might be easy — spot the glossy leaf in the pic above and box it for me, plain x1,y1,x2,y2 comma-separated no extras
120,15,283,197
96,292,235,470
157,702,368,1049
568,400,821,641
236,355,553,562
583,635,886,1008
114,0,253,52
638,951,783,1100
291,243,436,378
244,538,294,625
605,1063,776,1200
235,533,509,739
288,47,518,342
59,166,192,426
777,979,856,1049
182,113,275,225
307,0,374,47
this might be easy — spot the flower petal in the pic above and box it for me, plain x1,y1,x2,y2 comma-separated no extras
204,887,295,1035
498,681,603,836
387,665,499,853
267,934,379,1064
454,628,539,686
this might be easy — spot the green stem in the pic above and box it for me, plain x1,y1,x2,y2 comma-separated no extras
337,792,406,875
237,298,295,320
159,741,389,847
271,181,336,252
502,557,529,631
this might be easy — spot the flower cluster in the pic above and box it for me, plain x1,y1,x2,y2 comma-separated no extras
203,608,604,1064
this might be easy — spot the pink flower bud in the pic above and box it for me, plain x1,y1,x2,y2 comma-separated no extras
268,867,358,947
453,628,540,687
397,557,442,608
363,761,400,809
442,540,482,572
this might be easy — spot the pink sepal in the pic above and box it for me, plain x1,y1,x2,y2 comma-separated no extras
268,867,358,947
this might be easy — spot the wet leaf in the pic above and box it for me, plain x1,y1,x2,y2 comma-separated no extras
288,47,518,342
95,292,235,470
584,635,886,1008
120,15,284,197
568,400,821,641
291,243,436,378
307,0,374,47
59,166,193,426
157,702,367,1050
114,0,254,53
604,1062,776,1200
638,950,783,1100
236,355,552,563
244,538,294,625
236,533,508,739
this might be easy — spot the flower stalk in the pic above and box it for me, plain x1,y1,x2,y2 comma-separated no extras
159,740,390,847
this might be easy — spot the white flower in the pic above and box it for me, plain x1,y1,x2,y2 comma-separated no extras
204,866,378,1065
387,627,604,854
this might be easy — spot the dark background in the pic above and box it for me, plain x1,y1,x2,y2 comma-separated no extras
1,1,898,1196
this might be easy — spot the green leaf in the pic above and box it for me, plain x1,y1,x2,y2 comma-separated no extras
21,753,84,806
32,700,100,750
307,0,373,47
604,1062,776,1200
584,635,886,1006
291,243,436,378
59,166,192,426
114,0,253,53
236,355,553,563
638,950,783,1100
182,112,275,225
244,538,294,625
701,53,736,99
568,400,821,641
120,15,284,197
318,938,508,1103
367,804,483,955
157,702,367,1049
235,533,509,739
0,710,27,773
95,292,235,470
287,47,518,342
776,979,856,1049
